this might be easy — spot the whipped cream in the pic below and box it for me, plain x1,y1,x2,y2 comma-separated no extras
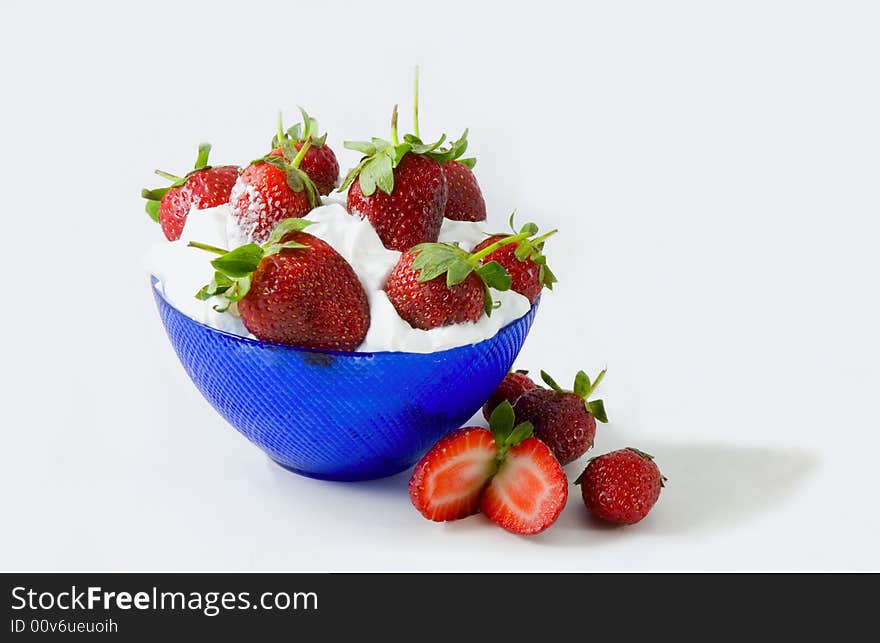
146,197,531,353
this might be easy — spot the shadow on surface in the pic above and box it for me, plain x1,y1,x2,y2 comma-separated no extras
532,440,820,547
263,457,411,496
262,440,819,545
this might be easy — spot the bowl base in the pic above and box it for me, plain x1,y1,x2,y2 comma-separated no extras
270,458,412,482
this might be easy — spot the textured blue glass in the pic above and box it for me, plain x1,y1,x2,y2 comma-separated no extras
152,279,539,481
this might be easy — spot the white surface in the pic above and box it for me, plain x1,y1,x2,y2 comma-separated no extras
1,0,878,571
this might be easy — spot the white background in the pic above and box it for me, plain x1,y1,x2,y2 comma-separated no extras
2,1,878,571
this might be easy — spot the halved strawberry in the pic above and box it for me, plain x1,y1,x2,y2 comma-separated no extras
409,428,497,522
410,401,567,534
480,438,568,536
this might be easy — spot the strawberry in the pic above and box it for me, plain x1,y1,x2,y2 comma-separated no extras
471,216,557,303
513,370,608,465
229,127,319,243
190,218,370,351
410,401,566,534
384,242,512,330
575,448,665,525
409,427,497,522
271,108,339,195
341,107,455,251
383,220,554,330
141,143,239,241
480,436,568,535
341,72,477,250
414,70,483,222
482,370,538,421
441,159,486,221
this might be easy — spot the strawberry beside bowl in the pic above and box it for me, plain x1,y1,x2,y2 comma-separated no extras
152,278,539,481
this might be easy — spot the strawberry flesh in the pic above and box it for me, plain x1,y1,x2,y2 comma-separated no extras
480,437,568,535
409,428,497,522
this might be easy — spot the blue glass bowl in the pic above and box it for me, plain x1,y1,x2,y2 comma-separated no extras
152,278,539,481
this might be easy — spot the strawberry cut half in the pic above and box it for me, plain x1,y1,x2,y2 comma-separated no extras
409,428,497,522
480,437,568,535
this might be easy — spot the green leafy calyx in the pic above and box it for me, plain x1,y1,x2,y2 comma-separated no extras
540,368,609,423
141,142,214,222
406,218,555,316
407,241,511,317
489,401,534,465
339,94,473,197
189,218,314,312
272,107,328,149
626,447,655,460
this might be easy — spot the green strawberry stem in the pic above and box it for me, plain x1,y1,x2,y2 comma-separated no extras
589,368,606,396
290,137,312,167
155,170,183,182
187,241,228,255
413,66,420,139
469,229,556,263
391,104,400,146
488,401,534,466
530,229,559,246
277,111,285,146
194,143,211,169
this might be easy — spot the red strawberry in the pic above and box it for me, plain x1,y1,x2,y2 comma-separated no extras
575,448,665,525
513,369,608,465
341,92,478,251
190,218,370,351
230,128,320,243
410,400,567,534
471,218,557,304
480,436,568,535
409,427,497,522
155,185,191,242
482,370,538,421
142,143,239,241
295,141,338,195
441,159,486,221
271,108,339,195
346,147,447,252
384,242,513,330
